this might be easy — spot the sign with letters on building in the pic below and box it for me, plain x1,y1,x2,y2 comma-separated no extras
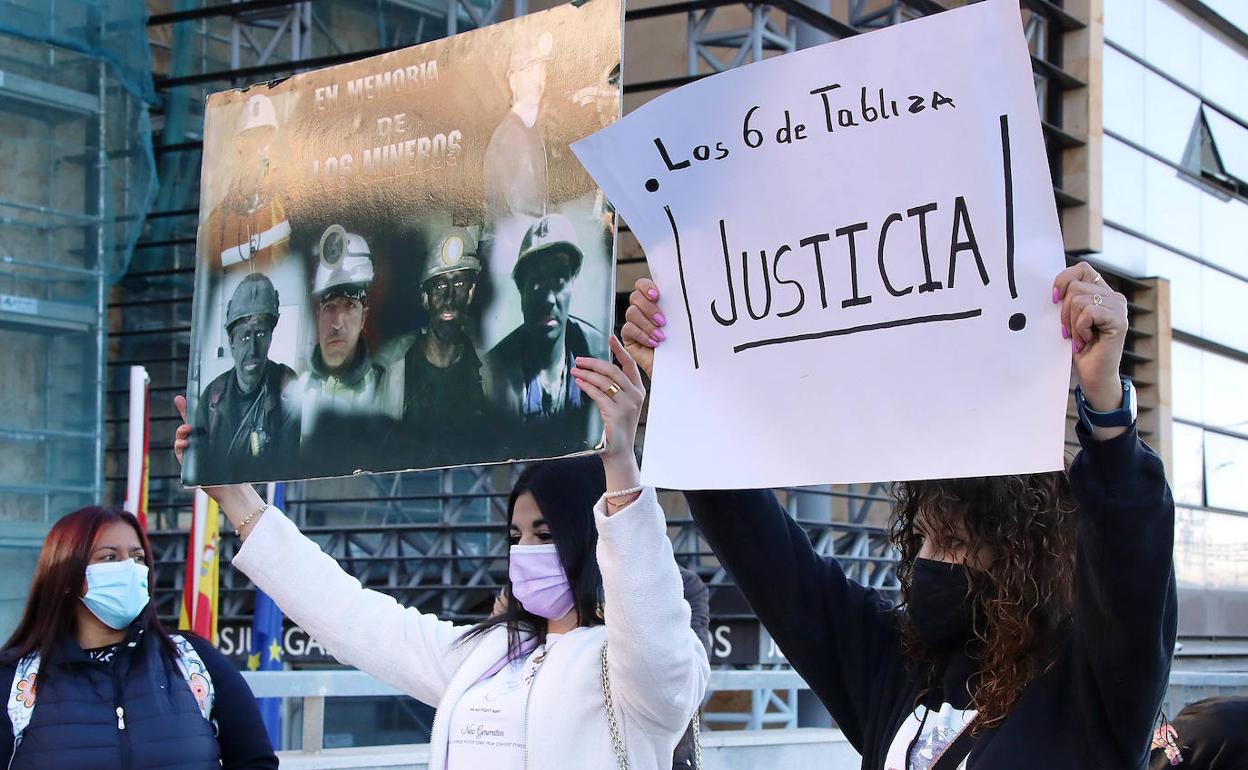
708,620,788,666
574,0,1070,489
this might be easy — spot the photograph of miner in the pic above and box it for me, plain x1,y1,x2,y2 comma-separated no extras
295,225,403,475
483,31,552,233
390,228,487,422
190,272,301,483
185,88,310,487
198,93,291,274
483,213,608,448
368,226,491,469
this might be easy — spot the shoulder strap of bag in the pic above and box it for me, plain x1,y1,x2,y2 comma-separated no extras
7,652,41,745
600,641,630,770
599,642,703,770
169,634,215,724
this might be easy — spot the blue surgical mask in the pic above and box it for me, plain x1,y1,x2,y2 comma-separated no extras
82,560,150,630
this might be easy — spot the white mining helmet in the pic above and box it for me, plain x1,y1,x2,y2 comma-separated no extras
236,93,278,137
313,224,374,300
509,30,553,74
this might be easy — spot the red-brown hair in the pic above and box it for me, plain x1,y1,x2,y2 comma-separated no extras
0,506,173,665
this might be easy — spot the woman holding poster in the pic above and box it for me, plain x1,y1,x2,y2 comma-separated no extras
172,335,708,770
622,262,1176,769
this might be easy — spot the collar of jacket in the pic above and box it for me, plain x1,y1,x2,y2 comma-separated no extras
918,646,981,712
50,622,146,666
416,328,481,370
310,342,374,387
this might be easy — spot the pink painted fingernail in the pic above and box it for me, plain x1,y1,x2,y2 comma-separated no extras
654,329,666,341
647,289,658,300
647,337,659,348
1073,339,1082,353
1052,286,1060,304
654,313,667,326
1061,324,1069,339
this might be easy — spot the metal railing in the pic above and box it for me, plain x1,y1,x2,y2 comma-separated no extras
242,668,1248,754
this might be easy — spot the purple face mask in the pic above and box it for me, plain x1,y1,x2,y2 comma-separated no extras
509,543,575,620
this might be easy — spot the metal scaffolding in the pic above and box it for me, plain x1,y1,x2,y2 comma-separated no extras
0,0,155,561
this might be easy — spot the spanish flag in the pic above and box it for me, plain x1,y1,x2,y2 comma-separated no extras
179,489,220,644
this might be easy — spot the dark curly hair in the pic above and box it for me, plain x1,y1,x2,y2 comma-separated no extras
890,470,1077,730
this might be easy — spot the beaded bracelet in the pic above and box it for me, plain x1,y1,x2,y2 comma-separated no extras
604,485,644,499
234,505,267,537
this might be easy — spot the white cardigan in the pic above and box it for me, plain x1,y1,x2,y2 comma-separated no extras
232,486,709,770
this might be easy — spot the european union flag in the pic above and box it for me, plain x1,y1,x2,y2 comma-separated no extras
249,482,285,749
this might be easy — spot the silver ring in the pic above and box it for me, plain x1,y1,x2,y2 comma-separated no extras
1093,294,1104,306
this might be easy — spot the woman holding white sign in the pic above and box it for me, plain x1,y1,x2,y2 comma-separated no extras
172,335,708,770
621,262,1176,769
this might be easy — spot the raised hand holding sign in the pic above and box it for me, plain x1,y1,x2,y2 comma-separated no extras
574,0,1071,489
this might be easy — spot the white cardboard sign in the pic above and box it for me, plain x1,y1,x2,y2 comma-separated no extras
574,0,1070,489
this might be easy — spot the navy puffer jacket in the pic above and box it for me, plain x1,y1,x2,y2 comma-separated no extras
5,625,220,770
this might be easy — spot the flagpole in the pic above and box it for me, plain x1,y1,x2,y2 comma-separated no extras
254,481,285,749
180,488,208,632
123,365,150,529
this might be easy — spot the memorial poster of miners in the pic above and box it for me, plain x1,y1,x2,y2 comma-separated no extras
183,0,622,485
573,0,1070,489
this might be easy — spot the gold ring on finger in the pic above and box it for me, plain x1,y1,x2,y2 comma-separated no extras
1093,293,1104,306
605,382,622,399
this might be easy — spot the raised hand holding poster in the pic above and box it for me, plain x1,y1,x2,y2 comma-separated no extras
184,0,621,486
573,0,1069,489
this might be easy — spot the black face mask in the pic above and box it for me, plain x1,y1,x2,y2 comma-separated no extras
907,558,977,652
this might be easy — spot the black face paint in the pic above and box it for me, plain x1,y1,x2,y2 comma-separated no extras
907,558,977,652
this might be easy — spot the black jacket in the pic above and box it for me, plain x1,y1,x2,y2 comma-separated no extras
0,626,277,770
1149,697,1248,770
483,316,608,456
685,425,1177,769
674,566,711,769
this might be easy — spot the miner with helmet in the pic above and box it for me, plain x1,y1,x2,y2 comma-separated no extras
198,92,291,276
378,227,488,437
296,225,398,454
483,213,606,432
482,30,554,237
191,271,299,481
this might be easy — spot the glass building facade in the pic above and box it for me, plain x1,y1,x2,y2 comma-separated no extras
1101,0,1248,644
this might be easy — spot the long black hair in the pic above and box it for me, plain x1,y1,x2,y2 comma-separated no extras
459,455,606,660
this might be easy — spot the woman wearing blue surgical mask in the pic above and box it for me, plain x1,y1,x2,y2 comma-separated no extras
0,506,277,770
172,335,709,770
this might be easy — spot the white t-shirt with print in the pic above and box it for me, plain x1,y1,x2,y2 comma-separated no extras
445,634,562,770
884,702,978,770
